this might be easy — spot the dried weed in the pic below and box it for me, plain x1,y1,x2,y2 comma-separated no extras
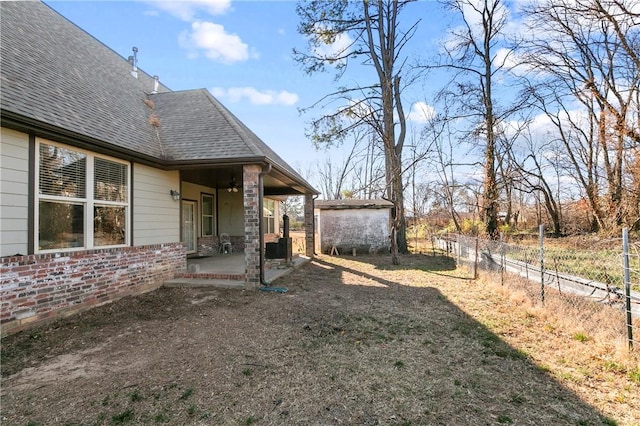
1,254,637,425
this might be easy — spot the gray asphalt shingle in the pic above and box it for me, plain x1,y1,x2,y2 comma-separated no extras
1,1,167,159
1,1,314,191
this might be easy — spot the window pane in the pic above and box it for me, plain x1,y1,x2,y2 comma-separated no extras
202,195,213,215
39,143,86,198
263,199,274,217
39,201,84,250
203,217,213,236
202,195,214,236
264,199,275,233
94,158,127,202
94,206,126,246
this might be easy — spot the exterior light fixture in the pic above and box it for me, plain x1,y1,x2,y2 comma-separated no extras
170,189,180,201
228,177,239,193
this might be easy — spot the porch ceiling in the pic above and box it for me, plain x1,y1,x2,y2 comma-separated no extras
180,165,309,196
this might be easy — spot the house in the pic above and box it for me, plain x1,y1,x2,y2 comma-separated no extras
315,199,393,255
0,1,318,335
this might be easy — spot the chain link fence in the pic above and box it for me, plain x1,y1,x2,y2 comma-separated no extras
434,228,640,351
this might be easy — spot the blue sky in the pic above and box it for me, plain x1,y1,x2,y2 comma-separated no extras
45,0,447,180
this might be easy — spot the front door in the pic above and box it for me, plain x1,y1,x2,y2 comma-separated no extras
181,200,197,253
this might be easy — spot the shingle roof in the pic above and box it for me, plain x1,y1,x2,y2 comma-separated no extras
1,1,315,193
151,90,305,173
0,1,168,159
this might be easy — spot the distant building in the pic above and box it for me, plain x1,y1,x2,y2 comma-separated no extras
315,199,394,255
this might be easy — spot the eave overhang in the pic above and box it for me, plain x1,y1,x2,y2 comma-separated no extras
1,109,319,196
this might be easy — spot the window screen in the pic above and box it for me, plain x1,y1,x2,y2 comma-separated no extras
94,157,128,202
39,143,86,198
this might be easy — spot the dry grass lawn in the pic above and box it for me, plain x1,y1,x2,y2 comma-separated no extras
1,253,638,425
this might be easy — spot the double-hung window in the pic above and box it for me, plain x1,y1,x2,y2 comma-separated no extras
36,140,129,252
263,199,276,234
201,194,215,236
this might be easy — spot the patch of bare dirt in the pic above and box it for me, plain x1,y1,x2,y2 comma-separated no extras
1,254,637,425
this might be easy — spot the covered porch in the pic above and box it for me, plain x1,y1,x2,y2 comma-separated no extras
164,253,311,289
174,162,317,288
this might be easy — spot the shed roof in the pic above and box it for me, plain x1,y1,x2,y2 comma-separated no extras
315,199,394,210
0,1,316,194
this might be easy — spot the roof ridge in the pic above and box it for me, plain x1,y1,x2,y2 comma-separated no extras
201,90,264,158
42,2,172,94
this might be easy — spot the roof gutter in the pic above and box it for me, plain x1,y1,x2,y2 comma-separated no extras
1,110,166,168
1,110,320,195
166,156,269,169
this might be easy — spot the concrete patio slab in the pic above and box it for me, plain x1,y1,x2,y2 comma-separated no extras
163,254,311,289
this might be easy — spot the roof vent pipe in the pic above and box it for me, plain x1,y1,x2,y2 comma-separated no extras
131,47,138,79
151,75,159,94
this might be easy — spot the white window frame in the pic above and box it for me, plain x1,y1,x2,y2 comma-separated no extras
35,138,130,253
201,193,215,237
264,198,276,234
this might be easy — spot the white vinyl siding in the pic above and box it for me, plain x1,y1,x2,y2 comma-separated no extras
0,127,29,256
132,164,180,245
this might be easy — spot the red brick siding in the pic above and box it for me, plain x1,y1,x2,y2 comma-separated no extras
196,236,216,256
304,194,315,257
1,243,186,336
196,236,245,256
243,165,261,286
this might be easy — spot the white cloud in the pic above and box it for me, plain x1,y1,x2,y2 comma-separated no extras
179,21,250,63
310,25,354,66
211,87,299,106
316,32,352,58
146,0,231,21
406,102,435,123
493,47,515,68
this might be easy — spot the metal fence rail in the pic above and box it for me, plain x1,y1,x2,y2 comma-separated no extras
434,228,639,350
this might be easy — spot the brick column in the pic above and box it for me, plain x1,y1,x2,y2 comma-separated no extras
304,193,315,257
243,164,261,287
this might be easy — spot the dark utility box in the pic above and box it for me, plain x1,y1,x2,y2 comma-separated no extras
265,238,292,260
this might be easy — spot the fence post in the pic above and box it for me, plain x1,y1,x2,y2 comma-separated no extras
500,232,505,286
431,234,435,257
474,236,479,280
623,228,633,350
539,224,545,304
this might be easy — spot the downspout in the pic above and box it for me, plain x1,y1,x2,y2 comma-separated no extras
259,163,272,286
312,193,320,255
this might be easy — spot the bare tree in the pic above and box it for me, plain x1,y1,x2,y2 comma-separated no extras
280,196,304,225
506,127,567,236
314,143,359,200
530,90,606,231
430,123,464,232
625,146,640,230
345,130,387,199
521,0,640,232
294,0,419,263
431,0,521,238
